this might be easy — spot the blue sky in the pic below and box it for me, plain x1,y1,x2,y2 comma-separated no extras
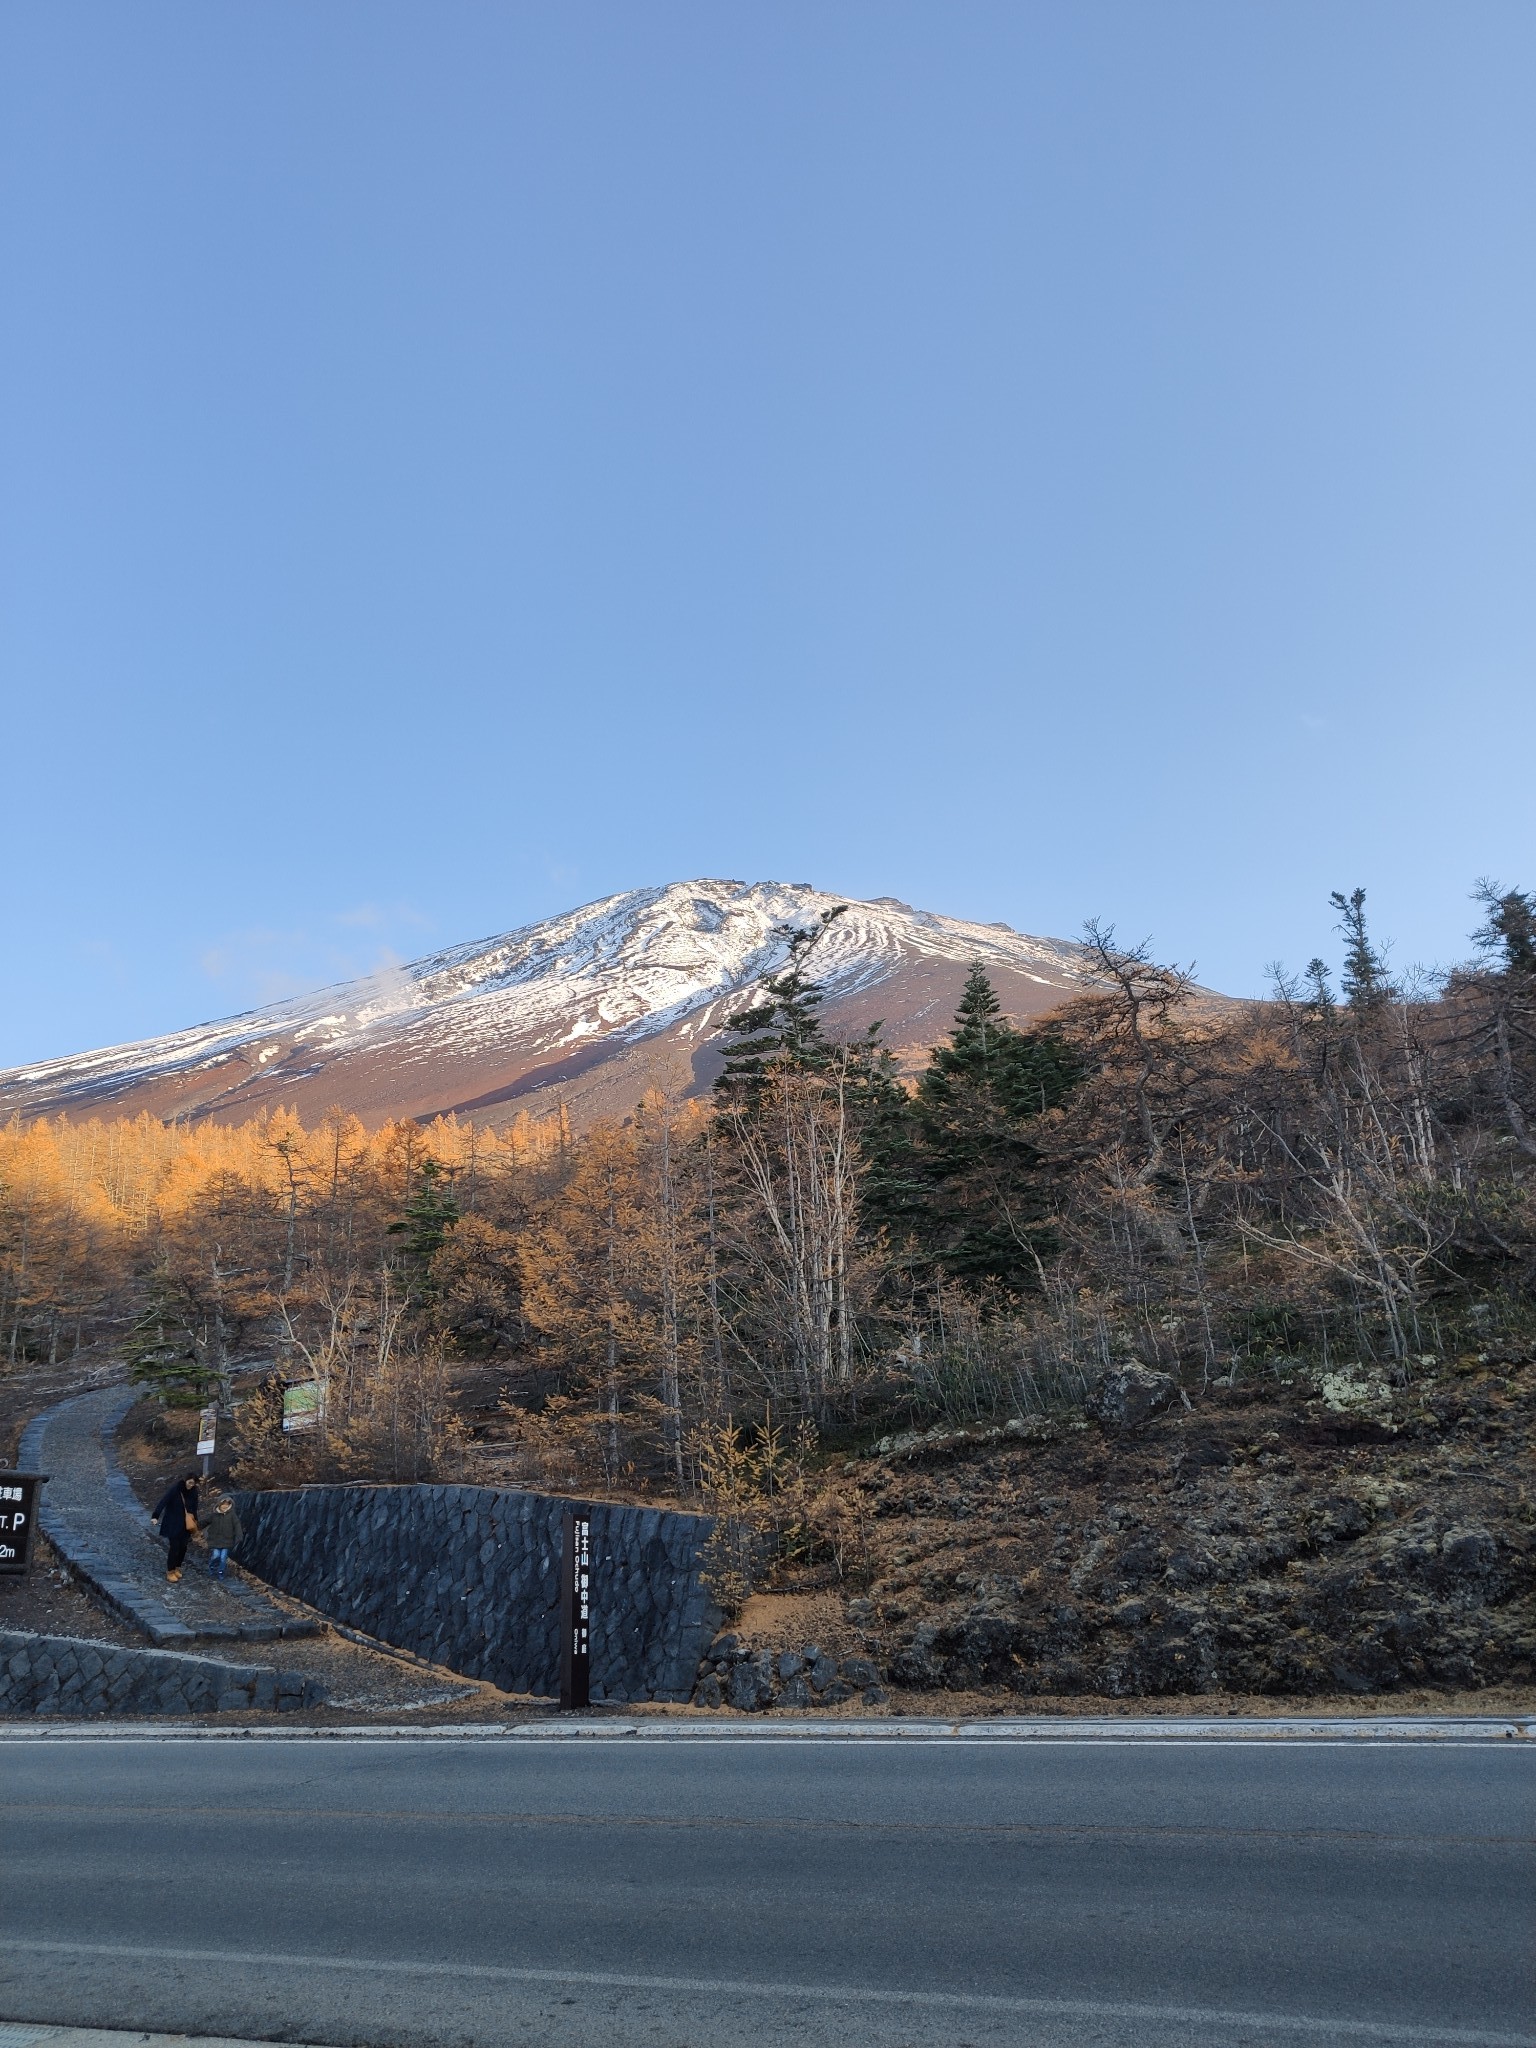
2,3,1533,1067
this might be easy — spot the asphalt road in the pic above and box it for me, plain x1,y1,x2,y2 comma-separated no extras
1,1733,1532,2048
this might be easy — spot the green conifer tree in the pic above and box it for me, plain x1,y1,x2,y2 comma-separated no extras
1474,881,1536,979
715,909,845,1101
1330,888,1395,1012
907,964,1081,1294
388,1157,461,1301
1303,959,1337,1013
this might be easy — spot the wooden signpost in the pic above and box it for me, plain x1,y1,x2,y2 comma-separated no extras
197,1403,218,1476
559,1506,592,1710
0,1473,46,1576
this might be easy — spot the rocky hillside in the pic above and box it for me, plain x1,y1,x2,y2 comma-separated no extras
699,1355,1536,1709
0,880,1095,1131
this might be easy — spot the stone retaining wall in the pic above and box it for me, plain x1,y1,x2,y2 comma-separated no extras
232,1483,721,1702
0,1630,327,1716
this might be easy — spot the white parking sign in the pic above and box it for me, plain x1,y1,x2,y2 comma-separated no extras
0,1473,45,1574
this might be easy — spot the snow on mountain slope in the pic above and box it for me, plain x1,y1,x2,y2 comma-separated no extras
0,881,1097,1129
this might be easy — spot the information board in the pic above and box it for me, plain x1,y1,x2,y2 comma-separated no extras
196,1403,218,1456
559,1506,591,1709
0,1473,45,1575
282,1381,326,1433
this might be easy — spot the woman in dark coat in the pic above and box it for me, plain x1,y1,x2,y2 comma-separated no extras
151,1473,200,1581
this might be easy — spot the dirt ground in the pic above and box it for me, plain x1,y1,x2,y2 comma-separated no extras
699,1584,1535,1721
772,1360,1536,1716
0,1348,121,1465
0,1546,145,1646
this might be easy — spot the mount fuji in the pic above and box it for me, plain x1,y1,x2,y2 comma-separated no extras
0,881,1098,1130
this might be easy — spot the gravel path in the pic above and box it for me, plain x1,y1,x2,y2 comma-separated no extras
18,1388,320,1647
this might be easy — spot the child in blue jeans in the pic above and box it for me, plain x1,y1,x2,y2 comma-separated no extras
203,1494,243,1578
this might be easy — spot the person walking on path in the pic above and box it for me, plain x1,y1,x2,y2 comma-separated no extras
150,1472,200,1581
203,1493,242,1578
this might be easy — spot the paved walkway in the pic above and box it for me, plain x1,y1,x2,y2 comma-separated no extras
18,1388,319,1648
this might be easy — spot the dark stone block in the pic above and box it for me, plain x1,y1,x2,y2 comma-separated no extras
727,1655,775,1712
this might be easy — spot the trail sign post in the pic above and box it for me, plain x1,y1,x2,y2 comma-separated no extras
559,1506,591,1710
197,1403,218,1475
0,1473,46,1575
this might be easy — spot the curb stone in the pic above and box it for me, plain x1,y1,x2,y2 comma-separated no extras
0,1713,1527,1742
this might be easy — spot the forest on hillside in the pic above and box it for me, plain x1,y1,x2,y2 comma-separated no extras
3,886,1534,1537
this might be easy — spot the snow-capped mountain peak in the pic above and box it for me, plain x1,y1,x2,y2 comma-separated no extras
0,881,1095,1129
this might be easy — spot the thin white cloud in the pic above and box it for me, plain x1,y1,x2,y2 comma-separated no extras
197,915,435,1014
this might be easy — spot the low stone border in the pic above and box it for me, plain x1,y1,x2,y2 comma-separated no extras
0,1630,328,1717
